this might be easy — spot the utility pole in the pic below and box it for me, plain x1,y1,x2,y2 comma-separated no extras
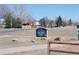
11,15,12,28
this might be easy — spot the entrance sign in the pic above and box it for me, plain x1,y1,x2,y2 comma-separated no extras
36,28,47,37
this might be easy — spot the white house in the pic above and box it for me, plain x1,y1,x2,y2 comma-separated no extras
22,23,31,29
0,18,5,28
34,21,40,28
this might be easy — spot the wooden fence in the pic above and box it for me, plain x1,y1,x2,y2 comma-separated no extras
48,41,79,55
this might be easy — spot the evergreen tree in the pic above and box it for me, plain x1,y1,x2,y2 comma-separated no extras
4,12,22,28
4,12,12,28
55,16,63,27
69,19,72,25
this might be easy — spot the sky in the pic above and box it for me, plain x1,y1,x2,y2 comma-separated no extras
6,4,79,22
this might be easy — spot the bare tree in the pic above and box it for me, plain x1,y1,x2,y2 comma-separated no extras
39,17,49,27
0,5,12,26
13,5,34,24
0,5,11,18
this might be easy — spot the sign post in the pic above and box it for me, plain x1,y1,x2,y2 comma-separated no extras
36,28,47,40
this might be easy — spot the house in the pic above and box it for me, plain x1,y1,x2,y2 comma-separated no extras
0,18,5,28
22,23,31,29
34,21,40,28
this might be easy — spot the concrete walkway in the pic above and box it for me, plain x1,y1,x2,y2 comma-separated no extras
0,44,47,55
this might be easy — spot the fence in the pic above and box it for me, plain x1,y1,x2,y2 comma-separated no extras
48,41,79,55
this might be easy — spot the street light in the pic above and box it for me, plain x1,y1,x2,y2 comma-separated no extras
11,15,12,28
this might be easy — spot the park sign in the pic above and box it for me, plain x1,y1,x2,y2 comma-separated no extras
36,28,47,37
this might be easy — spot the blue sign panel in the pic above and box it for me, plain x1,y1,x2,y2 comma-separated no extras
36,28,47,37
